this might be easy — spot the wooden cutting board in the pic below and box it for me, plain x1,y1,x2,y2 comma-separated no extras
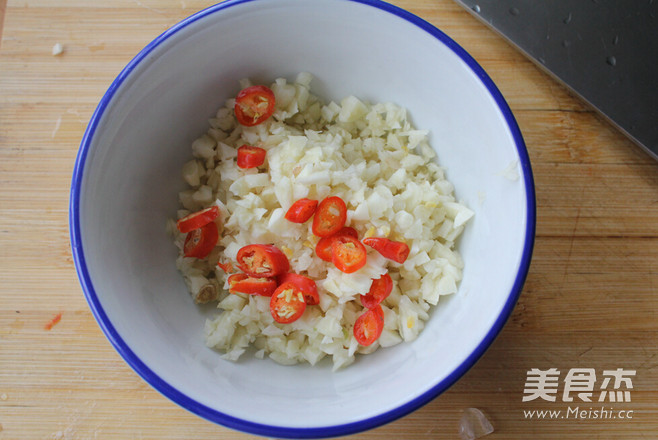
0,1,656,439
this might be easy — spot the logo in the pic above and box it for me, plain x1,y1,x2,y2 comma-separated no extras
521,368,636,420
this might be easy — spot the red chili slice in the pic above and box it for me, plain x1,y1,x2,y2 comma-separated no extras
315,237,334,262
277,273,319,305
176,206,219,233
183,222,218,258
373,303,385,323
337,226,358,239
312,196,347,237
236,244,290,278
228,273,277,296
362,237,410,264
331,235,367,273
44,312,63,331
315,227,359,262
360,273,393,309
270,282,307,324
234,85,276,126
353,305,384,346
217,261,235,274
285,198,318,223
237,145,267,169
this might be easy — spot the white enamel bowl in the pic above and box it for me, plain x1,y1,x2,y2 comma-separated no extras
70,0,535,437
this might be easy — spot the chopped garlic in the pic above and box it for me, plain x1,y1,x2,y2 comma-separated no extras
52,43,64,56
173,73,472,369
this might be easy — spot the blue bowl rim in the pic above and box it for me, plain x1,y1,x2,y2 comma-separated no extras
69,0,536,438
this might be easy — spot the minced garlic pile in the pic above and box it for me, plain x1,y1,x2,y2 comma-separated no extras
168,73,473,370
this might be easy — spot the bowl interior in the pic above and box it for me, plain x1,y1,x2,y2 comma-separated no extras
72,0,533,436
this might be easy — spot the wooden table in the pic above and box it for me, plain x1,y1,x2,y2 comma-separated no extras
1,1,656,439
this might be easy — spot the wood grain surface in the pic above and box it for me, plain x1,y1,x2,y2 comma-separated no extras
1,1,656,439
